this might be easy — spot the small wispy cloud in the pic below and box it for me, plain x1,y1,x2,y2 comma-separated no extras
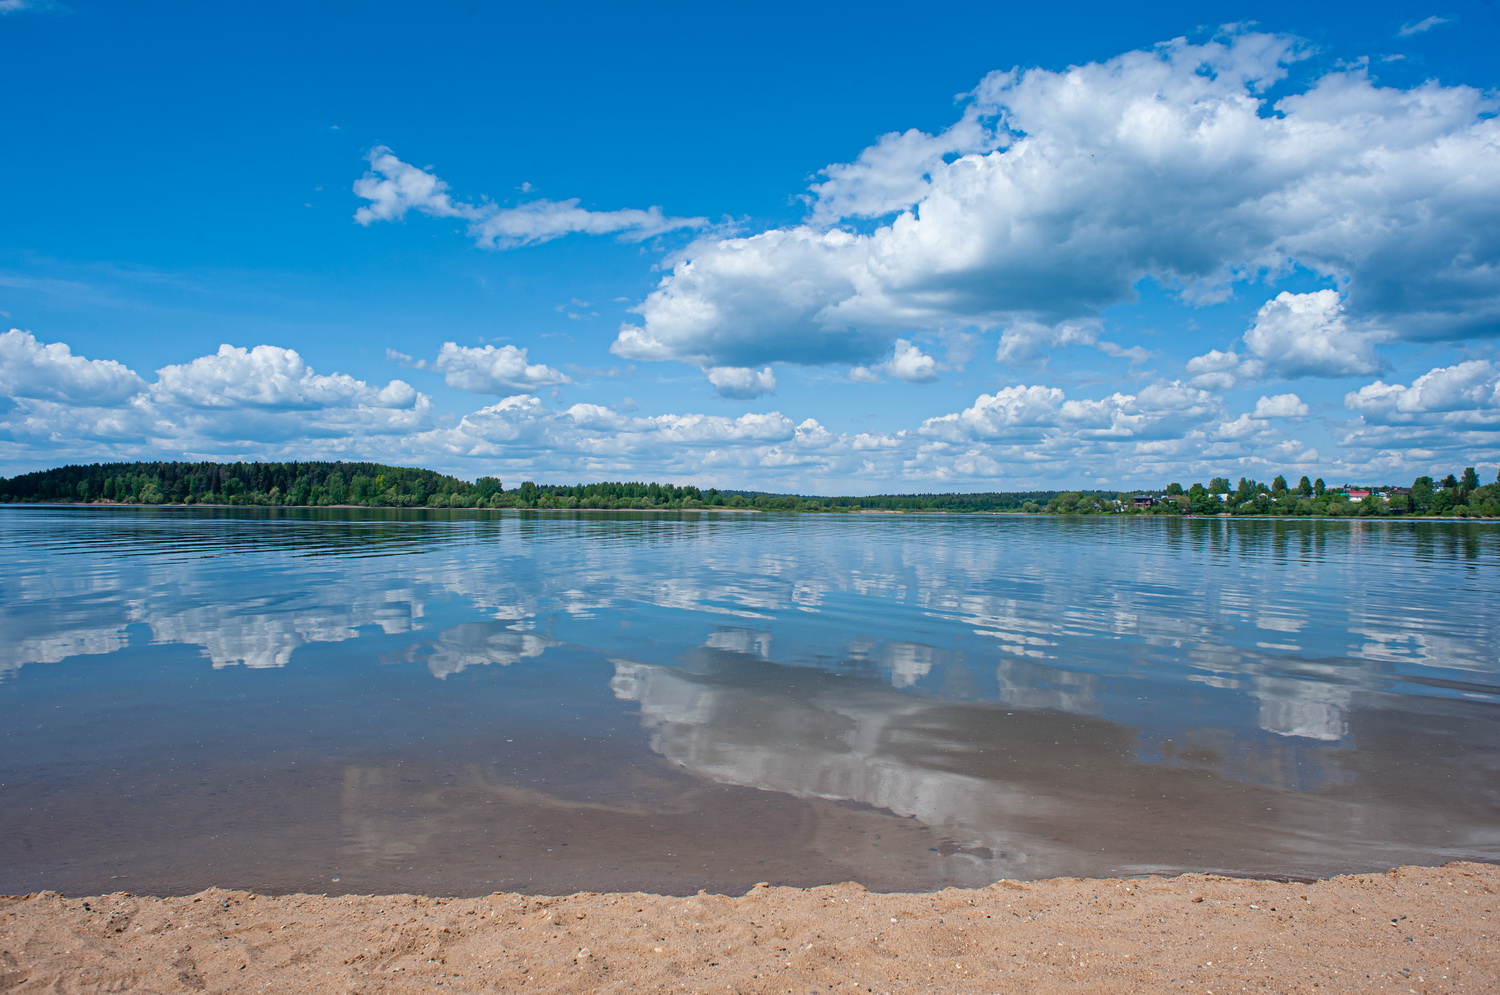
353,147,706,250
0,0,63,14
1398,15,1451,36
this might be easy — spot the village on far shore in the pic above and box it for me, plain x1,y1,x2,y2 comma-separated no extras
1099,468,1499,518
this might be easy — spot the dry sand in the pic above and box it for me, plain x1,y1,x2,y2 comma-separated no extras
2,863,1497,993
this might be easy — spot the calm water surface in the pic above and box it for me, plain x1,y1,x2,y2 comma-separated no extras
1,506,1497,896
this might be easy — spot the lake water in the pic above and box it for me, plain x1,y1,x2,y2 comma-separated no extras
1,506,1498,897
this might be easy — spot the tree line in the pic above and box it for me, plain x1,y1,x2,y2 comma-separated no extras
0,461,489,508
0,460,1494,517
0,462,1060,512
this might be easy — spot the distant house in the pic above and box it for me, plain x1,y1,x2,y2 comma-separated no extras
1347,489,1371,502
1132,494,1158,508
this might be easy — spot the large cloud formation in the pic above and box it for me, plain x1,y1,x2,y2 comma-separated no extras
1346,360,1500,428
5,328,1496,490
153,344,420,411
0,332,431,458
0,329,146,405
613,31,1500,370
1339,360,1500,461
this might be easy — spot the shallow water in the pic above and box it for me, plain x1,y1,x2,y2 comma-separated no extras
1,506,1497,896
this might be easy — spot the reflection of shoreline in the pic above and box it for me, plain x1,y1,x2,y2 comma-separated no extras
6,511,1497,710
4,508,1497,752
2,507,1497,891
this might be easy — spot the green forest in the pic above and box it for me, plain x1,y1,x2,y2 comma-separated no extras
0,461,1057,512
0,460,1496,517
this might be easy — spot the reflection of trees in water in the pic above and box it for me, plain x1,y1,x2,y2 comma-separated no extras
888,520,1498,743
6,508,1500,883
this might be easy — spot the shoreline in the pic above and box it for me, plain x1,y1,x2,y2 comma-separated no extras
2,501,1496,522
5,862,1496,993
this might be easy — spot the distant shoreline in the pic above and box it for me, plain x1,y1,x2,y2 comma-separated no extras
6,461,1495,518
2,502,1495,522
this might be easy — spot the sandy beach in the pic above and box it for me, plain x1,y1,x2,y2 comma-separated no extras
3,862,1496,993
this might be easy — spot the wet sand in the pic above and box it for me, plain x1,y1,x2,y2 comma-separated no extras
3,862,1496,993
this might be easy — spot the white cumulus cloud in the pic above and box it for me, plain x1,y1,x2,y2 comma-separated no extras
1345,360,1500,423
1242,291,1384,378
613,227,883,367
920,380,1219,447
0,329,146,404
995,320,1105,364
920,385,1069,442
432,342,571,396
153,344,419,410
1185,349,1246,391
1338,360,1500,459
352,149,468,224
143,345,431,444
0,336,435,463
705,366,777,400
614,30,1500,373
1189,291,1384,386
401,397,853,485
850,339,941,383
1253,393,1311,418
804,110,994,225
883,340,940,383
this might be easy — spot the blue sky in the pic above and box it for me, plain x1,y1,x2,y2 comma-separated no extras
2,0,1497,493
